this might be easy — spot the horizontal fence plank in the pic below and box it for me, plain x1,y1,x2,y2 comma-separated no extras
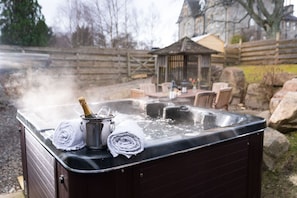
240,39,276,47
226,38,297,65
240,45,277,53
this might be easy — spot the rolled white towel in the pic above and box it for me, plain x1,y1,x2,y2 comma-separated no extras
107,120,144,158
53,119,86,151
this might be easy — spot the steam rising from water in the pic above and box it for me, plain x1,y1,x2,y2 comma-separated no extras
0,53,83,110
9,69,131,111
16,73,79,109
1,52,147,113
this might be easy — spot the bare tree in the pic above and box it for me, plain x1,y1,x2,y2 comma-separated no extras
90,0,139,48
54,0,151,49
233,0,285,39
56,0,95,47
133,2,160,49
91,0,107,47
146,3,160,48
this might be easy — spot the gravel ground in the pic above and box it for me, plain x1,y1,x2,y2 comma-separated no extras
0,72,23,194
0,100,22,194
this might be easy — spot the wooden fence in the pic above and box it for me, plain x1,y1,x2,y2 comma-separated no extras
225,38,297,65
1,38,296,89
0,45,156,87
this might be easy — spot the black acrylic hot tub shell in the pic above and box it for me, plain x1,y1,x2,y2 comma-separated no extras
16,99,266,173
17,99,266,198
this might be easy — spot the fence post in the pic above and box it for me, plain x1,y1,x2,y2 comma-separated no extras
275,32,280,65
223,46,227,66
127,52,131,77
238,38,242,65
76,52,80,80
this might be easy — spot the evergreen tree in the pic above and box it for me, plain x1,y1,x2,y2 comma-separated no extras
0,0,52,46
71,25,94,47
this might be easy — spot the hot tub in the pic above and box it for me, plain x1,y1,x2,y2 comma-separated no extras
17,99,266,198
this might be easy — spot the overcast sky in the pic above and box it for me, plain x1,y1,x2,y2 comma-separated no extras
37,0,183,47
38,0,297,47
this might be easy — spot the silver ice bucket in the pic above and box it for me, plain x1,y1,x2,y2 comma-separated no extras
82,116,114,149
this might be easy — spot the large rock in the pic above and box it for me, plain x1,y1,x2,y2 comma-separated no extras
244,83,269,110
263,127,290,170
269,92,297,133
270,78,297,113
219,67,245,104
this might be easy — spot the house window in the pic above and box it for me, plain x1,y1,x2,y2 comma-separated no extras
195,17,203,35
186,21,194,37
286,22,290,29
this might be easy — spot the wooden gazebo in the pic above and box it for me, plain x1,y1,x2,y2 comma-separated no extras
150,37,218,90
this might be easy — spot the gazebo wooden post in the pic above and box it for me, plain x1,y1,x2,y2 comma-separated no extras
183,55,188,81
197,55,201,89
165,55,168,82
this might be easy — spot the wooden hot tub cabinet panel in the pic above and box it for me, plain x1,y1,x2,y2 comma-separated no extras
57,163,134,198
247,130,264,198
134,135,253,198
56,133,263,198
19,125,28,196
25,129,56,198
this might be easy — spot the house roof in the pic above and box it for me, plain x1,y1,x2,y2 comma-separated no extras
283,5,297,21
283,14,297,22
177,0,203,23
149,37,218,55
187,0,203,17
192,34,225,53
283,14,297,21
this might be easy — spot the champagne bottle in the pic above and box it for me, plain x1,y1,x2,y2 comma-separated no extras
78,97,96,118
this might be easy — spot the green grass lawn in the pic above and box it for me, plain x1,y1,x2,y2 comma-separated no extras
237,64,297,84
261,132,297,197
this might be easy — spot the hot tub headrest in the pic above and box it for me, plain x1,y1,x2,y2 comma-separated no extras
162,105,193,122
146,102,166,118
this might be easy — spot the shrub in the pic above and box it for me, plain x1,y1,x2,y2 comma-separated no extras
259,65,283,101
230,35,246,44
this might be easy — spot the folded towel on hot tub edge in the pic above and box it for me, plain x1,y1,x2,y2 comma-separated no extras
53,119,86,151
107,120,144,158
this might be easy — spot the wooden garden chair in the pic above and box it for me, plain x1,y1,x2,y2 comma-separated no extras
193,91,217,108
212,82,229,93
214,87,233,110
139,83,156,94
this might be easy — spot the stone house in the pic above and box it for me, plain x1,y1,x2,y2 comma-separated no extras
177,0,297,43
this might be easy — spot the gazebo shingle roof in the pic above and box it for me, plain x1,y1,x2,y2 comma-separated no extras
150,37,218,55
